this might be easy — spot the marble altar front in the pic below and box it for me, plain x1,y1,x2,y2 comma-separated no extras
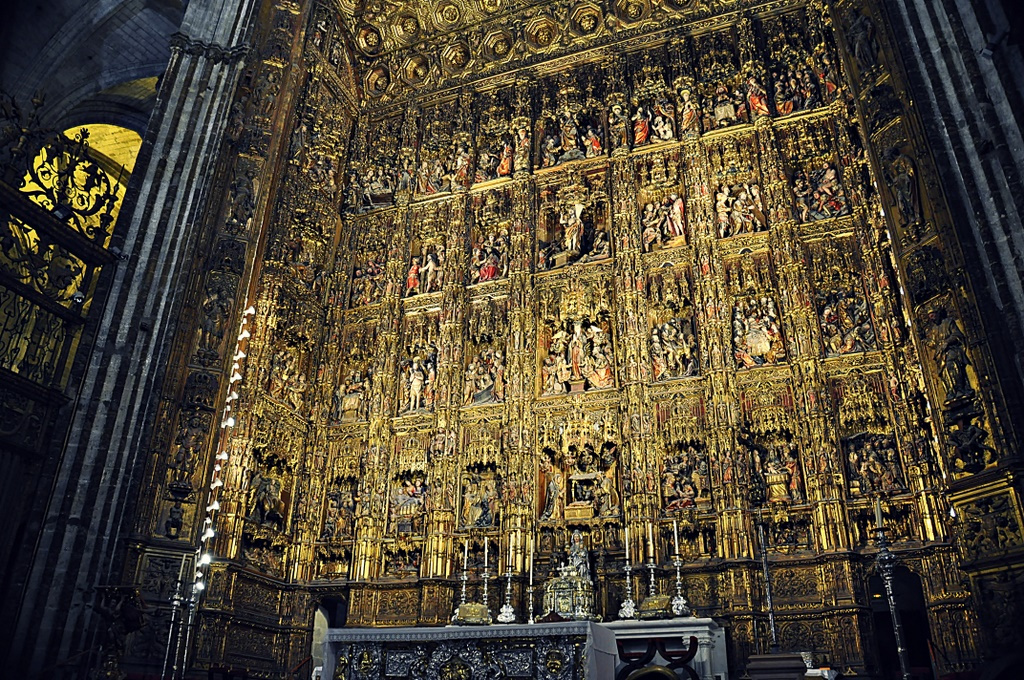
321,618,728,680
603,618,728,680
322,621,616,680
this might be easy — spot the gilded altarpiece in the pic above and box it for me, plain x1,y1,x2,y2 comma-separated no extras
126,0,1024,676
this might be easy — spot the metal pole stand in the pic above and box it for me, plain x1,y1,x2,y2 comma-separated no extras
670,555,691,617
875,523,912,680
497,568,515,623
618,562,637,619
756,515,780,654
481,566,492,622
527,585,536,624
450,565,469,623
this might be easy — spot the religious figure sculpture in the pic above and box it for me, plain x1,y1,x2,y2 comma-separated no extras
197,285,232,353
542,530,598,621
884,147,920,226
541,316,615,395
538,450,565,521
733,296,786,368
641,194,687,252
608,103,629,150
391,471,428,534
662,442,712,511
926,309,974,402
460,471,500,528
716,182,767,238
249,471,285,530
845,434,905,495
463,348,505,405
401,338,439,414
792,164,849,223
350,255,386,306
817,286,876,357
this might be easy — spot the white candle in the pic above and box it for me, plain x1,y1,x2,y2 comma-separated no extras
484,537,489,569
528,534,534,587
673,519,680,557
463,539,469,570
647,521,654,560
874,496,884,528
624,524,630,564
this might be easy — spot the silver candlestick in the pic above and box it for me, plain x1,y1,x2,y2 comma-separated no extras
670,555,691,616
497,568,515,623
647,560,658,599
618,562,637,619
482,565,491,620
527,585,536,624
451,564,470,623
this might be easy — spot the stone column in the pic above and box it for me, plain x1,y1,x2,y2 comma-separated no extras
7,0,258,672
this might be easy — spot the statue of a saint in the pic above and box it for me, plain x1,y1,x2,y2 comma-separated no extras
568,530,591,581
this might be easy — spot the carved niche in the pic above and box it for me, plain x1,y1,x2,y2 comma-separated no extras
415,100,462,196
329,323,376,424
692,29,754,130
639,184,688,253
536,406,621,523
347,212,392,308
808,239,877,357
833,372,906,495
706,134,771,239
474,90,515,185
536,170,611,271
629,50,677,148
468,189,511,285
777,121,851,224
763,10,840,117
390,432,430,536
727,253,787,370
399,314,440,415
537,277,615,396
463,299,507,406
345,111,401,212
534,70,605,170
647,265,698,380
405,202,452,298
737,386,805,508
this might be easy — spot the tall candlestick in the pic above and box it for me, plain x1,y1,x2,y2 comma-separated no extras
484,537,489,569
647,521,654,561
624,524,630,564
874,496,884,528
673,519,680,557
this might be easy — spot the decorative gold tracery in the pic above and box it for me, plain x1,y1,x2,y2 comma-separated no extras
143,0,1019,674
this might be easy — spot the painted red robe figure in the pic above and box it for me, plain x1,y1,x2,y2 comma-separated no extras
632,105,650,146
405,257,421,295
747,77,771,118
477,254,499,282
496,141,513,176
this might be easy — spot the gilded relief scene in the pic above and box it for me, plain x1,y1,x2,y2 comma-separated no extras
536,171,611,270
8,0,1024,677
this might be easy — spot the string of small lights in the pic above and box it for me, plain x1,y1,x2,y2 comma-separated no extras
165,303,256,678
196,303,255,590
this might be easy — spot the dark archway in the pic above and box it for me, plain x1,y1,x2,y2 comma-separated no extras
868,567,934,680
